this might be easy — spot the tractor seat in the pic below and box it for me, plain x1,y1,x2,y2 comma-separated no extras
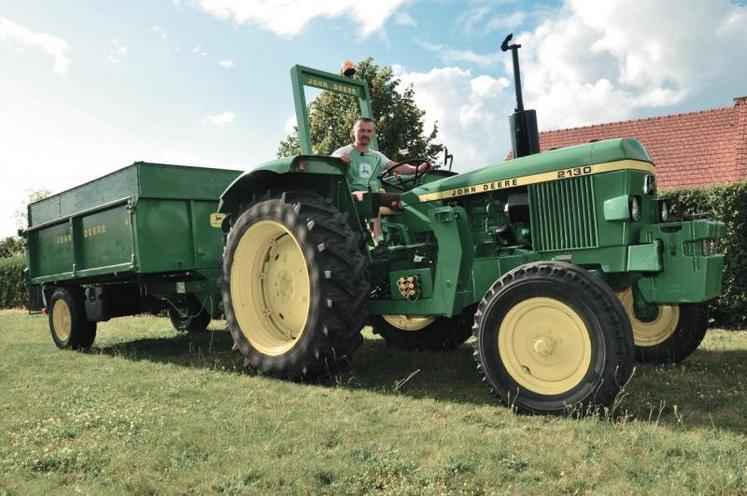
354,191,403,217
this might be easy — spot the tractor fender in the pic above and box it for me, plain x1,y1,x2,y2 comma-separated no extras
218,155,346,217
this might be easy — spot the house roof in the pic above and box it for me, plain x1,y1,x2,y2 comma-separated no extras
533,97,747,189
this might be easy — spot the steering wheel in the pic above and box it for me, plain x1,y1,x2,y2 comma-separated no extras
380,158,432,191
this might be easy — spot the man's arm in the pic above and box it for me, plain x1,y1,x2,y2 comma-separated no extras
383,160,431,175
331,145,352,164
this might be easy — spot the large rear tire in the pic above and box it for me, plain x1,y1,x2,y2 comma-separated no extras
222,192,369,379
48,287,97,349
473,262,634,414
617,288,708,364
370,309,474,351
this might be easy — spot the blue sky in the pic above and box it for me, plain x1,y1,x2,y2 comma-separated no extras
1,0,746,238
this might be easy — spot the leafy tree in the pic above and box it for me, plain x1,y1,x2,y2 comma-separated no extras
0,236,25,258
14,189,53,230
277,58,443,161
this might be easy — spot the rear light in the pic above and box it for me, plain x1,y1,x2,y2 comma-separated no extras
659,199,670,222
629,196,641,221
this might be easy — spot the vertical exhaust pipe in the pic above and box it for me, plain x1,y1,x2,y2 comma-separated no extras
502,34,540,158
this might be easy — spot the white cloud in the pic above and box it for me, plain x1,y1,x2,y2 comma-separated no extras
203,111,236,126
192,44,207,56
455,7,490,34
419,41,501,67
456,6,526,36
483,11,526,33
106,39,127,64
218,58,234,69
396,0,747,172
513,0,747,129
395,12,417,27
193,0,411,38
0,17,70,75
396,66,512,169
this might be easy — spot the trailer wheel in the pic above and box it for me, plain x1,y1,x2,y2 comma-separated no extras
370,309,474,351
617,288,707,364
473,262,634,414
222,191,369,379
168,296,211,333
48,287,97,349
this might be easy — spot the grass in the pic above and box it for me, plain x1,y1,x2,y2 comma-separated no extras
1,309,746,495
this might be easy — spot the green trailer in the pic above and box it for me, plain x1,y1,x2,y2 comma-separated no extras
24,162,241,347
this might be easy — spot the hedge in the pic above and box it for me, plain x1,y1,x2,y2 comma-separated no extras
661,181,747,329
0,256,26,309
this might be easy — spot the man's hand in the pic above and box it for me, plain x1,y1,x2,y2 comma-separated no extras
417,162,432,173
338,152,352,164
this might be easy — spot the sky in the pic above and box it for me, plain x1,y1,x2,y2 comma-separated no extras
1,0,746,238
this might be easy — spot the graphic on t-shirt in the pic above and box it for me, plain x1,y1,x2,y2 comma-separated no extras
359,163,373,179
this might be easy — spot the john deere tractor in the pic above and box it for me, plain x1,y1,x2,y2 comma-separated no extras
217,39,724,414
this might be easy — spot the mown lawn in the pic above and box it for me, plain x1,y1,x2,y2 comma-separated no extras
1,309,745,495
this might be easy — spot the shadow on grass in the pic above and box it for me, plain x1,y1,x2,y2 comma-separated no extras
95,330,747,432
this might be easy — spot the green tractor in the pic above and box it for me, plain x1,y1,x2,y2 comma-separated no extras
217,40,724,414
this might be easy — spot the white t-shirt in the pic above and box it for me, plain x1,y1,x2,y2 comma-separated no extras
332,144,391,191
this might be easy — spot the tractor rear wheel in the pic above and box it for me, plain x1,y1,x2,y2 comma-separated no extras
473,262,634,414
617,288,708,364
48,287,97,349
370,309,474,351
222,192,369,379
168,295,211,333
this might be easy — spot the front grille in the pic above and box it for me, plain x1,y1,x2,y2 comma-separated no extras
529,175,598,251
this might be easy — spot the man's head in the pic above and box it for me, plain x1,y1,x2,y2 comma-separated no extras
353,117,374,147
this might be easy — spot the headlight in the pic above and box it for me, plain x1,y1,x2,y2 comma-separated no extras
659,199,670,222
629,196,641,221
643,175,657,195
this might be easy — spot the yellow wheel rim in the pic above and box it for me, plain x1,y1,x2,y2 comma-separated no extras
52,299,72,342
498,297,592,395
230,220,311,356
618,288,680,347
381,315,435,331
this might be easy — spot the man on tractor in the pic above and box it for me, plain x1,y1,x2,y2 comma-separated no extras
332,116,430,242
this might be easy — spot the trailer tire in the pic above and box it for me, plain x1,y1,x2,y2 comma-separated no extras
370,308,474,351
168,296,211,333
222,191,369,380
48,287,97,349
618,289,707,364
473,262,634,414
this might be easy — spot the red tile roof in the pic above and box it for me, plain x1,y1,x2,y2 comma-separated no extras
534,97,747,189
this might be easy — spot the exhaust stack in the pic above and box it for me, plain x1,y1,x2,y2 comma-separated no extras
502,34,540,158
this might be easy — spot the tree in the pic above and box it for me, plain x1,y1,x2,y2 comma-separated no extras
0,236,24,258
14,189,53,230
277,58,443,162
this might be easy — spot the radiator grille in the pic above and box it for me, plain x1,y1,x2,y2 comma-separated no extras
529,175,598,250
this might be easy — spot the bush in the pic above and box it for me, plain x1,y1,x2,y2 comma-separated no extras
661,181,747,329
0,256,27,309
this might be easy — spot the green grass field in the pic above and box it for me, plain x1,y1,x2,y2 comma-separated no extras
1,309,745,495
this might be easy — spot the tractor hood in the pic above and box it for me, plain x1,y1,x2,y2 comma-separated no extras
407,138,652,204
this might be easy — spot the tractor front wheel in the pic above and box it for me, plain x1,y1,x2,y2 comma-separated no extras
617,288,708,364
473,262,634,414
222,192,369,379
